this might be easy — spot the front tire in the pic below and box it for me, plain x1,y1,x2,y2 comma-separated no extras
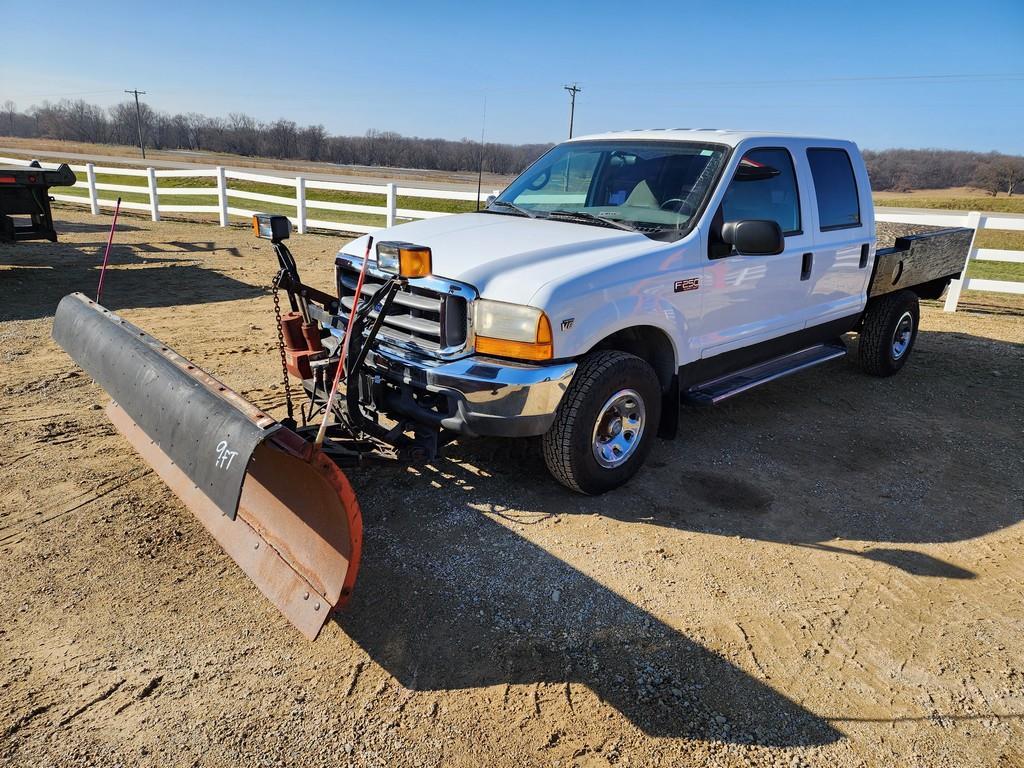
858,290,920,377
542,351,661,495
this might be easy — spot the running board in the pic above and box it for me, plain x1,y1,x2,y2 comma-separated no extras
685,340,848,406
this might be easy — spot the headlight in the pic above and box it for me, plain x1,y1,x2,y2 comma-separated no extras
377,241,432,278
473,299,553,361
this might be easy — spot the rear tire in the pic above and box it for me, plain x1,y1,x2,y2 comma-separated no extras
542,351,661,495
858,290,920,377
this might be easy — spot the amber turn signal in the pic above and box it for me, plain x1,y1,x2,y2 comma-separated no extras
476,313,553,361
377,242,432,279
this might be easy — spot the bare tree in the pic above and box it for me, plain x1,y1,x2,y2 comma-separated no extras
264,119,298,158
227,113,260,155
298,124,327,161
185,113,208,151
60,100,108,143
2,101,15,136
972,156,1024,197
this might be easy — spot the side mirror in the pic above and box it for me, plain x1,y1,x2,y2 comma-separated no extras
721,220,784,255
485,195,496,207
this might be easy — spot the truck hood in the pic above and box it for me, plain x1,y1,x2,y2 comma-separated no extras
340,212,652,305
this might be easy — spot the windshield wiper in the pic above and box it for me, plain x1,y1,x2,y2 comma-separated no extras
486,200,538,218
546,210,639,232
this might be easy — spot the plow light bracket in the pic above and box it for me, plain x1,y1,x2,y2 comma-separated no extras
253,213,291,242
376,241,432,279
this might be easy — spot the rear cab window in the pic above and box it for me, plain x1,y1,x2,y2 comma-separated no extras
807,148,861,230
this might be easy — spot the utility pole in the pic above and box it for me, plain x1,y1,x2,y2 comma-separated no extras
125,89,147,159
563,83,582,139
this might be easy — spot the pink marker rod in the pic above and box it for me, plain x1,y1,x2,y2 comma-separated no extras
95,197,122,304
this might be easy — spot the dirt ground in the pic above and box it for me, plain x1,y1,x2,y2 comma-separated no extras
1,209,1022,768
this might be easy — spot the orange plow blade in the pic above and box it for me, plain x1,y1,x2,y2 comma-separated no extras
53,293,361,639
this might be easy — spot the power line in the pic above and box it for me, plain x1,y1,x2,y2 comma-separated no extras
125,89,147,159
564,83,582,139
9,89,125,100
585,72,1024,92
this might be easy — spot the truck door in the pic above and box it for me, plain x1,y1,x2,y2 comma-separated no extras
698,145,814,358
802,145,874,326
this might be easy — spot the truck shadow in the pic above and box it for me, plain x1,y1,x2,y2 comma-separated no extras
445,328,1022,581
337,497,843,747
336,326,1020,744
0,241,263,321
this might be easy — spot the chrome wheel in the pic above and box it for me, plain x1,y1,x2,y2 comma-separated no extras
592,389,646,469
891,311,914,360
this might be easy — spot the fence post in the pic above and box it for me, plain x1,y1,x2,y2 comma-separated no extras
943,211,982,312
146,167,160,222
296,176,307,234
386,182,397,228
85,163,99,215
216,166,228,227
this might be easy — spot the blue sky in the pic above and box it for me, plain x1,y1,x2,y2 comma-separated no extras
3,0,1023,153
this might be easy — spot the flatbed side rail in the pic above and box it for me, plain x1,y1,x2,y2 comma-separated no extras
875,210,1024,311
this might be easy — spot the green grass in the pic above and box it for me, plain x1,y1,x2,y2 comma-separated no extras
963,229,1024,283
966,259,1024,282
974,229,1024,251
56,167,477,231
874,195,1024,214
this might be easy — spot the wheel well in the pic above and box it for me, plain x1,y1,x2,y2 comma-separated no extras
910,276,953,301
590,326,676,392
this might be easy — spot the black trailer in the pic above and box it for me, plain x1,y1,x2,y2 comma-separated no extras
0,162,77,243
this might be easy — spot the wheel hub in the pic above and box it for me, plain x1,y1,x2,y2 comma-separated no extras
592,389,646,469
891,311,914,360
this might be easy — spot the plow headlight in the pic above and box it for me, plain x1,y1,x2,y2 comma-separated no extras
376,242,432,278
253,214,291,242
473,300,553,361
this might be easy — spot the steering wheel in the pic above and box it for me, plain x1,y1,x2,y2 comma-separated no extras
660,198,695,216
527,168,551,191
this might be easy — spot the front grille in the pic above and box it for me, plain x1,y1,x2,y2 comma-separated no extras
336,262,469,357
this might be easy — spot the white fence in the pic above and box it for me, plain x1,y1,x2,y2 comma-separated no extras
875,210,1024,311
3,155,1022,312
0,155,498,236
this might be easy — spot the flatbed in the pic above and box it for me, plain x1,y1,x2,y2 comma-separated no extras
0,162,76,243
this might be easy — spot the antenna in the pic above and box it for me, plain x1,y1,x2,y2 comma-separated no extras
475,95,487,211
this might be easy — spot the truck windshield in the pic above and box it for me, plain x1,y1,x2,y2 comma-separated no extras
491,140,728,239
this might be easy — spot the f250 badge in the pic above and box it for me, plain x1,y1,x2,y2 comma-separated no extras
674,277,700,292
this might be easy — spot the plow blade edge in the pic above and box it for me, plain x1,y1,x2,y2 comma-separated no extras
52,293,361,639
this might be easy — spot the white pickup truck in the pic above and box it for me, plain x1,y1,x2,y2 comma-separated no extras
49,130,974,636
330,129,970,494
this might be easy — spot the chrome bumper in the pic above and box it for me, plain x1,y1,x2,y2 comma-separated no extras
363,346,577,438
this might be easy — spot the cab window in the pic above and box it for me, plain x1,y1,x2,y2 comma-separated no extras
807,148,861,230
721,148,801,236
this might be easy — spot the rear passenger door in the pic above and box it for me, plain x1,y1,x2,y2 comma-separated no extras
803,146,874,325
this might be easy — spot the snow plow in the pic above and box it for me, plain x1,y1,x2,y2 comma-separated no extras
52,292,362,639
51,214,431,640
